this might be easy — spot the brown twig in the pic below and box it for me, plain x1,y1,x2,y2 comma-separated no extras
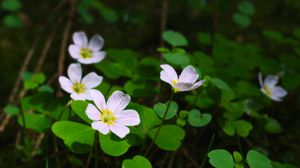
57,0,76,97
0,0,68,133
0,41,38,132
182,148,200,168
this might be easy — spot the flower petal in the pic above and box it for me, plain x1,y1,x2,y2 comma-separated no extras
160,64,178,82
68,44,80,59
68,63,82,83
107,91,131,113
72,31,88,47
81,72,103,89
70,92,88,100
88,34,104,51
160,71,173,86
86,104,101,121
191,80,205,90
58,76,73,93
264,75,279,88
175,82,194,92
90,90,106,111
77,51,105,64
116,110,140,126
178,65,199,83
92,121,109,135
109,123,130,138
258,72,263,87
272,86,287,99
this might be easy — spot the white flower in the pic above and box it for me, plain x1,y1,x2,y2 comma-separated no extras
59,63,103,100
68,31,106,64
258,73,287,102
160,64,205,92
86,90,140,138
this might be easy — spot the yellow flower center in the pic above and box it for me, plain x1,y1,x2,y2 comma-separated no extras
171,80,179,92
171,80,177,85
80,48,92,59
263,85,272,96
72,82,85,94
101,109,116,125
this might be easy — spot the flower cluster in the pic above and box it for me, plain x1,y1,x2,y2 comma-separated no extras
59,31,140,138
58,31,288,139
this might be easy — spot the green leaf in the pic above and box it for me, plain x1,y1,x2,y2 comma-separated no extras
90,1,118,23
4,104,19,116
71,101,91,124
187,109,212,127
246,150,272,168
24,73,46,89
163,30,188,46
233,151,243,163
233,120,253,137
211,78,230,90
185,95,214,109
264,117,282,134
38,85,54,93
52,121,94,154
122,155,152,168
163,52,190,66
208,149,235,168
238,1,255,15
1,0,22,11
153,101,178,120
18,113,51,132
3,14,22,28
233,13,251,27
99,133,131,156
262,30,283,42
222,121,235,136
149,124,185,150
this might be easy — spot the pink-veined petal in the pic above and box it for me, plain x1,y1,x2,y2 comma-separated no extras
264,75,279,88
90,90,106,111
272,86,287,100
58,76,73,93
81,72,103,89
191,80,205,90
92,121,109,135
160,64,178,81
72,31,88,47
160,71,173,86
68,44,81,59
86,104,101,121
70,92,88,100
107,91,130,113
67,63,82,83
175,82,194,92
109,123,130,138
116,110,140,126
88,34,104,51
178,65,199,83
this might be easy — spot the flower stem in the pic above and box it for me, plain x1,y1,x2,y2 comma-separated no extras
144,91,175,156
94,132,98,168
236,134,244,156
199,132,215,168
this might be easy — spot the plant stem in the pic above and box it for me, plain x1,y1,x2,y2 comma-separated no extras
144,91,175,156
199,133,215,168
94,132,98,168
237,134,244,156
